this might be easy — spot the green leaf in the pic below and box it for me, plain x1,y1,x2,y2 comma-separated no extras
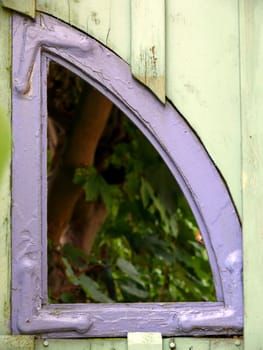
62,257,79,286
120,282,149,299
140,177,152,208
124,172,140,196
60,292,75,303
116,258,144,286
78,274,113,303
73,165,121,213
62,243,88,268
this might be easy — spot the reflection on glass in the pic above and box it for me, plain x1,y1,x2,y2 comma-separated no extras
47,62,215,303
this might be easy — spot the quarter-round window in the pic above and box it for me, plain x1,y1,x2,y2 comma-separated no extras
12,14,242,337
46,60,216,305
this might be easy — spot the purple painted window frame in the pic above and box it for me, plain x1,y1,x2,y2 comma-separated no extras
11,14,243,337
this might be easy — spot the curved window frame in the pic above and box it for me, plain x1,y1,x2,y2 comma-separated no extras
11,13,243,337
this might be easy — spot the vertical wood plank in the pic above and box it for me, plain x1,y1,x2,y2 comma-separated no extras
69,0,111,47
35,0,241,217
166,0,241,216
240,0,263,348
131,0,165,102
1,0,35,18
90,338,127,350
37,0,130,63
36,0,69,22
105,0,130,63
0,336,34,350
0,6,11,335
68,0,130,63
128,333,162,350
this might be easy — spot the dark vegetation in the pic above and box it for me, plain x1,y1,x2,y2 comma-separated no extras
47,62,215,303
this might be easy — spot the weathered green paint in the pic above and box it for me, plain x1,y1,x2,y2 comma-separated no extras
128,332,162,350
0,6,11,336
240,1,263,349
69,0,130,63
69,0,112,47
0,1,251,347
36,0,131,63
0,108,11,182
1,0,35,17
34,337,243,350
166,0,241,216
131,0,165,102
2,0,242,226
35,338,127,349
163,337,243,349
0,336,34,350
35,0,241,216
37,0,69,21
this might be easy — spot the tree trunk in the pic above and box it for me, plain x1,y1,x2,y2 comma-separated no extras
48,86,113,249
66,196,107,255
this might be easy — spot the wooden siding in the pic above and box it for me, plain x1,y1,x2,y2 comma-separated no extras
34,0,242,215
166,0,241,216
0,336,34,350
1,1,242,213
0,336,244,349
131,0,165,102
36,0,131,63
1,0,35,17
34,337,243,350
240,0,263,348
128,333,162,350
2,0,260,347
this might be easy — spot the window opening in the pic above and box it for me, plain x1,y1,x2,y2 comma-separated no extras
12,13,242,336
47,62,215,304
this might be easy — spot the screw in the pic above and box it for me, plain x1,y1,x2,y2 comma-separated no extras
234,339,241,346
43,339,49,347
169,341,176,349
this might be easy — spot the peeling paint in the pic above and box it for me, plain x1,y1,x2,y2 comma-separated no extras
149,46,158,78
134,46,165,103
131,0,166,103
91,11,100,25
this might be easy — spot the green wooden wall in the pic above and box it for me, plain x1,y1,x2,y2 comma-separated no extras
239,1,263,349
0,0,262,348
3,0,242,214
0,336,244,350
35,0,242,217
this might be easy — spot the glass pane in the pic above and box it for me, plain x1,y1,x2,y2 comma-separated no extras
47,61,215,303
